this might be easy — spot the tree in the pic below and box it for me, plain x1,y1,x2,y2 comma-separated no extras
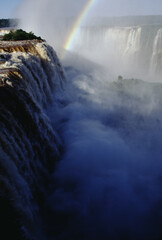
2,29,42,41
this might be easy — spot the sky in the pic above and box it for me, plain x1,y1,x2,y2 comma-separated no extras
1,0,162,19
0,0,23,18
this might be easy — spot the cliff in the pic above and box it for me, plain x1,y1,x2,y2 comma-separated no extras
0,40,65,239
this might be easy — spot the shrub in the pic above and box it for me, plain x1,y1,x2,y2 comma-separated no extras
118,75,123,80
2,29,42,41
0,19,18,28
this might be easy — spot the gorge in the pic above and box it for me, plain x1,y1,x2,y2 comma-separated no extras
0,15,162,240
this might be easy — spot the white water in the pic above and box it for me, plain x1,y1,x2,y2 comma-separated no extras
67,25,162,81
150,28,162,75
0,42,64,239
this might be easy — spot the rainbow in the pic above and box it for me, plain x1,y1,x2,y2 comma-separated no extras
63,0,95,52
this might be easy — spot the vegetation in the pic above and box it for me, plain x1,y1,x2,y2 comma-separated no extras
2,29,43,41
118,75,123,80
0,19,18,28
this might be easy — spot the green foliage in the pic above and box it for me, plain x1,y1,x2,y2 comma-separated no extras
0,19,18,28
118,75,123,80
0,19,10,28
2,29,43,41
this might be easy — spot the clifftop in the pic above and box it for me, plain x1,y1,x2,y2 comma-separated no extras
0,40,45,88
0,39,43,55
0,39,65,90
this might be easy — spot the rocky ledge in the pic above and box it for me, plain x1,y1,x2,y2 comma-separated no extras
0,39,43,55
0,40,44,88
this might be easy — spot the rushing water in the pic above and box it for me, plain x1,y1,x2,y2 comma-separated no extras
0,42,64,239
66,24,162,81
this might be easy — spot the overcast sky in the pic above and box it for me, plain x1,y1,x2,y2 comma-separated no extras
1,0,162,18
97,0,162,16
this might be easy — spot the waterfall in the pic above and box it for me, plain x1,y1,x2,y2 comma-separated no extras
69,24,162,80
0,41,65,239
150,28,162,75
1,15,162,240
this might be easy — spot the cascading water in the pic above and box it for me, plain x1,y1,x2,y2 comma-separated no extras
0,41,65,239
150,28,162,75
69,24,162,80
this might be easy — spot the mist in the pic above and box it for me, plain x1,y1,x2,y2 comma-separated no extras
16,0,90,50
16,0,162,239
45,64,162,239
16,0,162,81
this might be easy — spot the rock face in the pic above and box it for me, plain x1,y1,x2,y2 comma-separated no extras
0,40,42,55
0,40,65,239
